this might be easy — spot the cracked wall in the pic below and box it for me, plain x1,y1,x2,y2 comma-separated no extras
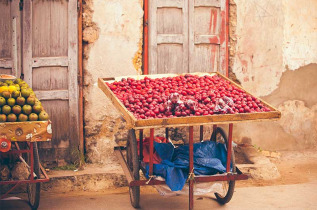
83,0,143,164
232,0,317,150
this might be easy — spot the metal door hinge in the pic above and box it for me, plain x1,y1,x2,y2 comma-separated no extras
19,0,23,11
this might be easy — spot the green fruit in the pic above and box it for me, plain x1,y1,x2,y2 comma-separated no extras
28,113,38,121
11,90,20,98
39,111,49,121
32,104,42,114
14,79,23,84
12,105,22,115
0,114,6,122
18,114,28,122
22,105,32,115
26,96,36,106
16,96,25,106
21,89,31,98
0,97,5,106
2,91,10,99
2,105,11,115
7,98,16,107
7,113,17,122
5,80,14,85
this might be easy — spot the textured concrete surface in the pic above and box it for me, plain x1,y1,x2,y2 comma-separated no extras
1,182,317,210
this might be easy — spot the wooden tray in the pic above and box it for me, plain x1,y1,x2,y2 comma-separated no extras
98,72,281,129
0,120,52,142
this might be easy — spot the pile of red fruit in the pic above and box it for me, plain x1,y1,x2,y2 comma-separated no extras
106,74,271,120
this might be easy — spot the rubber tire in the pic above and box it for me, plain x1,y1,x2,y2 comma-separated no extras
210,127,236,205
126,129,140,208
27,142,41,210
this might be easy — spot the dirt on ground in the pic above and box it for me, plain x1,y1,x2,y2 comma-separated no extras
237,150,317,188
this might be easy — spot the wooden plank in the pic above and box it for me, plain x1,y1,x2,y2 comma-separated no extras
11,0,22,78
67,0,80,149
0,59,12,69
32,57,68,67
34,90,69,100
98,78,136,127
157,44,184,73
50,0,68,56
32,0,51,57
0,0,12,59
182,0,189,73
149,0,158,74
195,35,220,44
32,67,68,91
195,0,221,7
98,72,281,129
219,0,227,75
23,0,33,87
157,7,183,34
194,44,219,72
157,34,183,44
157,0,183,8
188,0,195,73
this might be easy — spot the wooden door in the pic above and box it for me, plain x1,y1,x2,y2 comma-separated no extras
149,0,227,75
149,0,189,74
0,0,22,77
23,0,79,165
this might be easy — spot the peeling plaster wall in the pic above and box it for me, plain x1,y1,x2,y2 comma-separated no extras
83,0,143,164
232,0,317,150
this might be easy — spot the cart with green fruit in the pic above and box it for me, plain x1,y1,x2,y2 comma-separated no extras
98,72,281,210
0,74,51,210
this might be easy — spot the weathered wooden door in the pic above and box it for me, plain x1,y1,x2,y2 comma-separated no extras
0,0,22,77
22,0,79,166
149,0,227,75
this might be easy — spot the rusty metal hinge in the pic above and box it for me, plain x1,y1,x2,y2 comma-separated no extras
19,0,23,11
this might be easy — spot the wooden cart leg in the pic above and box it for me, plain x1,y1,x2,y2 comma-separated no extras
165,128,169,139
226,124,233,172
139,129,143,161
149,128,154,176
213,124,217,132
189,126,194,210
199,125,203,142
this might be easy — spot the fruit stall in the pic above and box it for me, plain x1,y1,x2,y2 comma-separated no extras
0,74,51,210
98,72,281,209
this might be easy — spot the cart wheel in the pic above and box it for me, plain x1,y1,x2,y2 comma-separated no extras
26,142,41,210
210,127,236,204
126,129,140,208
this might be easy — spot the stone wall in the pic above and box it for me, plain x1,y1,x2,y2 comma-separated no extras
231,0,317,150
83,0,317,164
83,0,143,164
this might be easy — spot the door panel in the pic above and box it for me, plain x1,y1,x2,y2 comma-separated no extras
23,0,79,166
149,0,189,74
0,0,21,77
150,0,227,75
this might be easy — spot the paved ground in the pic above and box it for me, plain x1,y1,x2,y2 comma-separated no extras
1,181,317,210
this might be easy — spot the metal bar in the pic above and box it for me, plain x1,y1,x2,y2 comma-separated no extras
2,149,30,154
195,173,248,182
30,142,34,181
0,183,21,199
189,126,194,210
114,147,134,184
149,128,154,176
165,128,169,139
40,163,49,181
0,178,50,185
227,124,233,172
139,129,143,161
199,125,203,142
130,179,166,187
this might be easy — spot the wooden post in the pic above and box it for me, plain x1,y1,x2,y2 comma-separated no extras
226,123,233,172
189,126,194,210
149,128,154,176
139,129,143,161
199,125,203,142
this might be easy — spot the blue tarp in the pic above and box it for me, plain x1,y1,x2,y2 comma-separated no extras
146,141,229,191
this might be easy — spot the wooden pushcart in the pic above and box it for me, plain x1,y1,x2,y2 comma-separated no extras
0,120,52,210
98,72,281,209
